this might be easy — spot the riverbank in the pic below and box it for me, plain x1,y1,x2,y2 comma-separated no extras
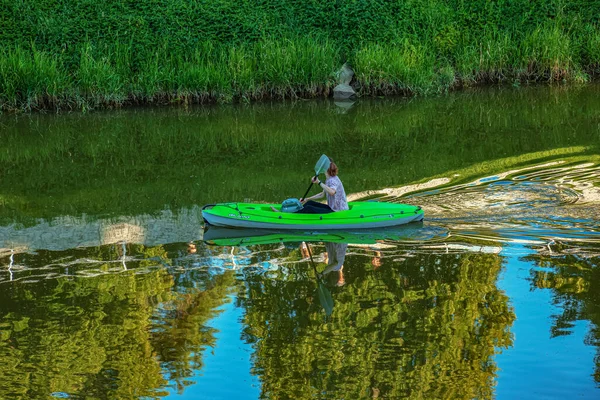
1,1,599,111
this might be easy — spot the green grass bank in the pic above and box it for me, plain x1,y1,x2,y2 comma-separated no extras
1,0,600,111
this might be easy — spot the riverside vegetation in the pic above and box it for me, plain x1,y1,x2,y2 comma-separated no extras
1,0,600,111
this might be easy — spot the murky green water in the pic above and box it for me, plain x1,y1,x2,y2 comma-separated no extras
1,85,600,399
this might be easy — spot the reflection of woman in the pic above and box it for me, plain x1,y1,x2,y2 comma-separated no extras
300,158,349,213
320,242,348,286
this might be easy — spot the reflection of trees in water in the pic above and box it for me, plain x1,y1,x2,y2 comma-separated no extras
151,271,236,394
0,269,174,399
0,244,235,398
238,248,515,399
527,243,600,381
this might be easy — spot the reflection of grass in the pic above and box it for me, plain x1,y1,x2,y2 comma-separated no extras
1,86,599,222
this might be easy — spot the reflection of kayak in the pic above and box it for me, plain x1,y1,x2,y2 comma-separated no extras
202,201,424,230
202,222,425,246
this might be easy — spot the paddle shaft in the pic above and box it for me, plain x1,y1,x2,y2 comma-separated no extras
306,244,334,316
306,245,319,277
301,174,318,201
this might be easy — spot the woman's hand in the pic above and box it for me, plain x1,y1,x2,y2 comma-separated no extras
311,176,320,184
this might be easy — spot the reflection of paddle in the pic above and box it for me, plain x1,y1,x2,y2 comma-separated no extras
301,154,331,201
306,244,334,316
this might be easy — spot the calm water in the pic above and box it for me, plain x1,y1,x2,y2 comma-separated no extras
1,85,600,399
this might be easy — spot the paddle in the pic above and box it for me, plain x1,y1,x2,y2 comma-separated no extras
306,244,334,317
301,154,331,202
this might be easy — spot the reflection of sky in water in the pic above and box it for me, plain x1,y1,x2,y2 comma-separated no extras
165,296,260,399
496,244,598,399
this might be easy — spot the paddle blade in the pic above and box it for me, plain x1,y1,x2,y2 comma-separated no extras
317,282,334,316
314,154,331,175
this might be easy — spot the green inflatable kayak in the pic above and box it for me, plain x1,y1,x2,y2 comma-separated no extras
202,201,424,230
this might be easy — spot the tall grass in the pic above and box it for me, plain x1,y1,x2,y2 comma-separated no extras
0,37,339,111
173,43,231,102
520,23,575,81
0,46,69,111
76,43,128,107
582,25,600,74
1,20,600,111
454,32,518,84
254,37,339,97
157,37,339,102
352,41,439,95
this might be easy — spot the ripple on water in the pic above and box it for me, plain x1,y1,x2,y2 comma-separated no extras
1,159,599,284
357,160,600,253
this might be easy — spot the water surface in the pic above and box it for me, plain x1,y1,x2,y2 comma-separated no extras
1,85,600,399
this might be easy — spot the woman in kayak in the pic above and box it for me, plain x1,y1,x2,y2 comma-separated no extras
300,158,349,213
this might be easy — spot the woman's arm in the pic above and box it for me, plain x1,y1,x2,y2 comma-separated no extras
302,190,324,202
322,258,344,274
316,180,336,196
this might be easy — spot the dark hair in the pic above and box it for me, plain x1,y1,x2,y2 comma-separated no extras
327,157,338,177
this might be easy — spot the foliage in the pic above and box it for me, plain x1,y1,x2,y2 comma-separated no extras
1,1,600,110
237,248,515,398
0,252,235,398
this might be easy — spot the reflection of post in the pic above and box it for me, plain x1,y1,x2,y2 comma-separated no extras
122,241,127,271
230,246,237,269
547,239,555,254
334,99,356,114
9,249,14,281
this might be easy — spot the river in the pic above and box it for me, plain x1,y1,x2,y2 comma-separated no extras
1,84,599,399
